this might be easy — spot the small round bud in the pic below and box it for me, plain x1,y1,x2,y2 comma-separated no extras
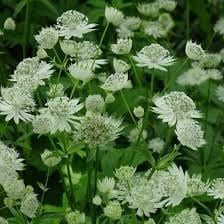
4,17,16,30
35,27,58,49
92,195,102,205
105,93,115,104
37,48,48,59
65,210,85,224
185,40,205,60
104,201,122,220
114,166,136,181
105,6,124,26
133,106,144,118
85,95,105,113
41,149,61,167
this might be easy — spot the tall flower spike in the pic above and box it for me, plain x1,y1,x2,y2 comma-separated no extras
152,91,201,127
133,44,175,71
175,119,205,150
56,10,97,39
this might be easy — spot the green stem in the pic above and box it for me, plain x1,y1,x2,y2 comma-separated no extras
70,80,79,99
53,47,62,64
99,22,109,49
120,90,138,127
93,148,99,224
37,168,50,217
186,0,190,41
66,155,75,210
128,54,142,87
23,0,30,58
191,197,212,216
150,71,155,97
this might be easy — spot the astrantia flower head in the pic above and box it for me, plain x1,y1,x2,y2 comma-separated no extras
164,164,188,206
113,58,130,73
0,86,35,124
101,73,131,92
104,201,122,220
185,40,205,60
60,39,75,55
148,137,165,153
133,106,144,118
175,119,205,150
74,114,123,148
198,53,222,68
205,69,222,80
45,96,83,133
187,174,210,196
133,44,175,71
35,27,58,49
143,21,167,39
208,178,224,199
85,94,105,114
20,192,39,218
11,57,54,91
3,178,25,199
144,219,156,224
152,91,201,127
114,166,136,181
157,0,177,11
137,3,160,18
32,112,56,134
121,16,141,31
56,10,97,39
4,17,16,30
36,47,48,59
92,195,102,205
111,38,132,55
47,83,64,98
97,177,115,194
216,85,224,102
105,6,124,26
158,13,175,31
218,214,224,224
165,208,202,224
214,18,224,35
116,26,134,39
41,149,61,167
177,67,207,86
65,210,85,224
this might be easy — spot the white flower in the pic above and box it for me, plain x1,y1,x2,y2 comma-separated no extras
92,195,102,205
133,106,144,118
157,0,177,12
105,6,124,26
36,48,48,59
85,94,105,113
35,27,58,49
11,57,54,91
114,166,136,181
0,217,8,224
120,16,141,31
65,210,85,224
60,39,76,55
111,38,132,55
148,137,165,153
101,73,131,92
198,53,221,68
185,40,205,60
56,10,97,39
175,119,205,150
97,177,115,194
0,86,35,124
137,3,160,18
41,150,61,167
113,58,130,73
208,178,224,199
74,114,123,148
165,208,202,224
158,13,175,31
214,18,224,35
163,164,188,206
205,69,222,80
152,91,201,127
187,174,210,196
104,201,122,220
177,67,208,86
133,44,175,71
4,17,16,30
143,21,167,39
216,85,224,102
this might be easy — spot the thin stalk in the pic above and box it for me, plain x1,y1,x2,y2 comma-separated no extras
191,197,212,216
53,48,62,64
93,148,99,224
150,71,155,97
186,0,190,41
70,80,79,99
65,155,76,210
37,168,50,217
120,90,138,127
23,0,30,58
128,54,142,87
99,22,109,49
